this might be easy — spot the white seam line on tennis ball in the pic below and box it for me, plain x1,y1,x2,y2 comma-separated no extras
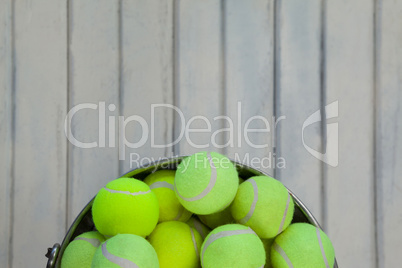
174,205,184,221
193,219,205,239
273,242,293,268
74,237,102,248
149,181,174,191
175,152,217,201
316,227,330,268
201,227,257,267
277,193,291,235
102,241,139,268
238,179,258,224
190,227,199,257
104,187,151,196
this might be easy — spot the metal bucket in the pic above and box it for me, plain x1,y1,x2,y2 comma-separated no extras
46,156,338,267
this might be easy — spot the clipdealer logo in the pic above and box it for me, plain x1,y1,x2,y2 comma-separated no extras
64,102,285,169
64,101,338,168
302,101,339,167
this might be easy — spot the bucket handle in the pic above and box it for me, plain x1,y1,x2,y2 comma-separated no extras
45,243,60,268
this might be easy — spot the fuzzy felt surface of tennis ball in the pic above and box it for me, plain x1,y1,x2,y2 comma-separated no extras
144,170,192,222
200,224,266,268
198,177,244,229
61,231,105,268
92,178,159,237
91,233,159,268
198,206,235,229
271,223,335,268
262,238,275,268
186,216,211,240
231,176,294,239
148,221,203,268
174,152,238,215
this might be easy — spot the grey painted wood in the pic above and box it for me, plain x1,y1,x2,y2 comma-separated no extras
176,0,223,156
325,0,376,267
68,0,120,226
0,0,12,267
275,0,323,224
12,0,67,267
120,0,174,172
225,0,275,175
376,0,402,266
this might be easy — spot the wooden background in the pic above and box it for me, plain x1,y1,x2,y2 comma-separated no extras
0,0,401,267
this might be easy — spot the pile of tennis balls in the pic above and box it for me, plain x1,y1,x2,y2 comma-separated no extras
61,151,335,268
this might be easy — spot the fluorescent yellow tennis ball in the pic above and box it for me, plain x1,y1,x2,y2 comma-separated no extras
198,206,235,229
271,223,335,268
61,231,105,268
92,178,159,237
92,234,159,268
174,152,238,215
198,177,243,229
231,176,294,239
144,170,192,222
148,221,203,268
186,216,211,239
262,238,275,268
201,224,266,268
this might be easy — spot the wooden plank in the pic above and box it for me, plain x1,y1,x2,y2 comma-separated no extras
325,0,375,267
120,0,174,171
376,0,402,267
176,0,223,156
225,0,274,175
275,0,323,223
13,0,67,267
68,0,120,225
0,0,12,266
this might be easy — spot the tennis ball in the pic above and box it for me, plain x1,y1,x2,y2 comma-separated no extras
144,170,192,222
92,178,159,237
201,224,266,268
92,233,159,268
148,221,203,268
198,176,243,229
271,223,335,268
61,231,105,268
186,216,211,239
198,206,235,229
231,176,294,239
262,238,275,268
174,152,238,215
